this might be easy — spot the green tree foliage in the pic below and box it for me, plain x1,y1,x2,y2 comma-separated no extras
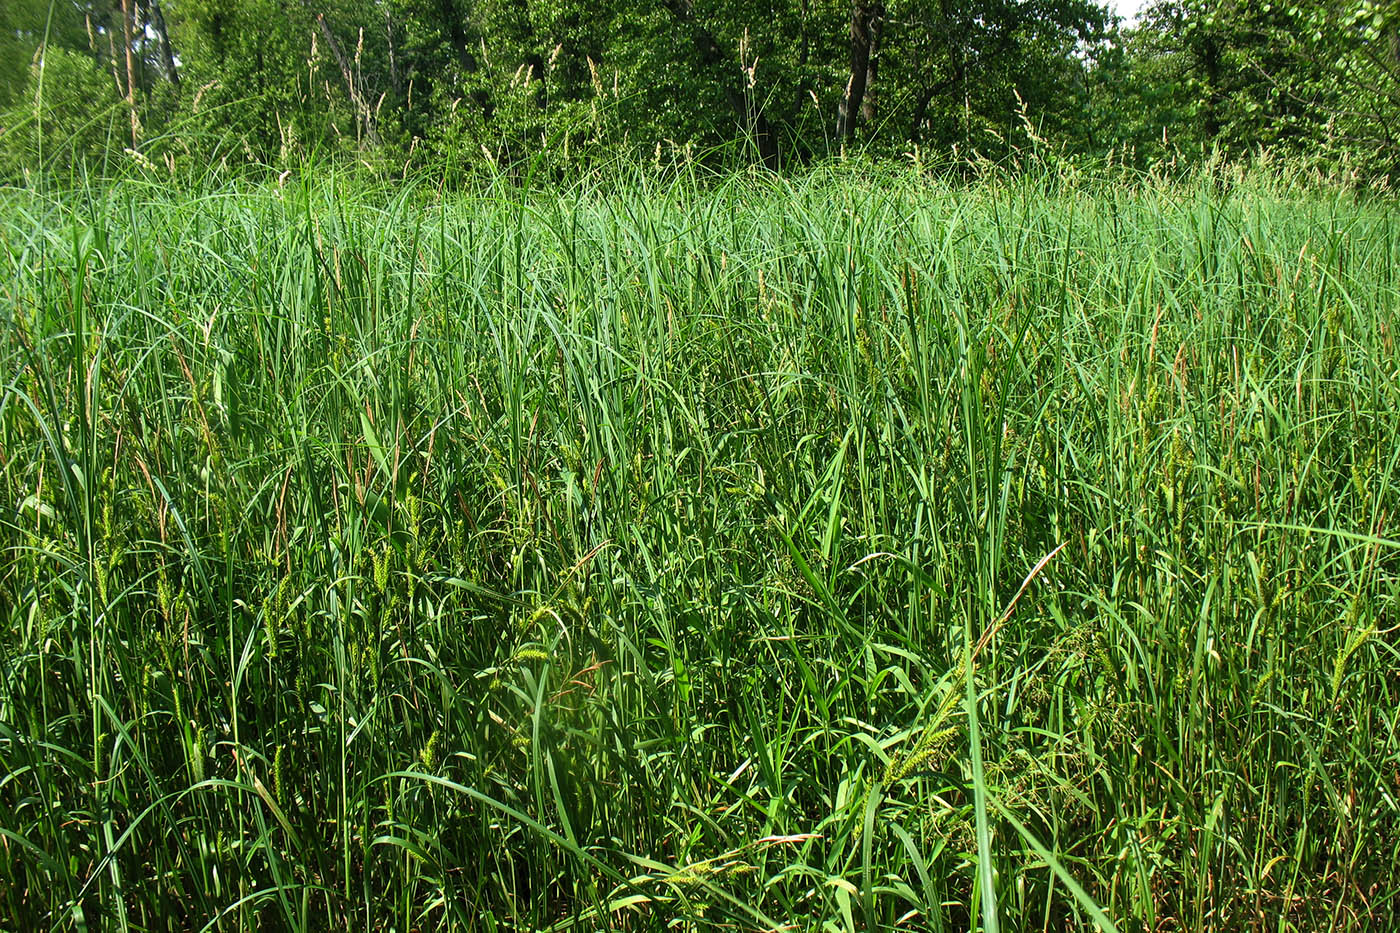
1,0,1398,178
893,0,1110,156
0,46,121,176
0,1,131,175
1277,0,1400,177
1092,0,1400,178
166,0,378,160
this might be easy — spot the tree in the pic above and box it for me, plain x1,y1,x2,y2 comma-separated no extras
835,1,882,147
1100,0,1400,178
1,0,1166,177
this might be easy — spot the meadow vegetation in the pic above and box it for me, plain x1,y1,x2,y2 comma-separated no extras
2,162,1399,930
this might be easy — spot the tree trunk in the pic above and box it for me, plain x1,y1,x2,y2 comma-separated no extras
434,0,495,120
307,6,382,146
1201,34,1222,141
660,0,780,168
105,20,124,98
437,0,479,74
120,0,140,147
909,68,959,143
149,0,180,86
386,10,401,97
860,6,883,125
836,2,883,147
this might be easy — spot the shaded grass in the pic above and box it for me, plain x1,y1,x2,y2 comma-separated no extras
1,163,1398,931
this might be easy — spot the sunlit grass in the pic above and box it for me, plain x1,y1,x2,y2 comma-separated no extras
2,163,1398,931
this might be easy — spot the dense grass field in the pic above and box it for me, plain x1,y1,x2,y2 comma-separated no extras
2,165,1398,931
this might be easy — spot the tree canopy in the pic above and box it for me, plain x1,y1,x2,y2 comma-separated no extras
2,0,1397,179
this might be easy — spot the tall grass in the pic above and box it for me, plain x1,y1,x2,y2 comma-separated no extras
2,163,1398,931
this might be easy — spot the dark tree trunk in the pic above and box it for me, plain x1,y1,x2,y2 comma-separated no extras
437,0,479,73
435,0,494,120
149,0,180,86
861,6,883,125
836,2,883,147
799,0,810,66
910,68,959,143
1201,34,1222,141
660,0,781,168
525,51,547,109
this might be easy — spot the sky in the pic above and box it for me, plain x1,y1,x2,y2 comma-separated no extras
1108,0,1151,24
